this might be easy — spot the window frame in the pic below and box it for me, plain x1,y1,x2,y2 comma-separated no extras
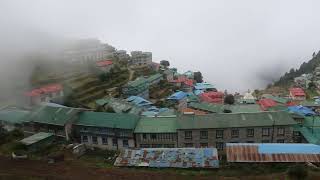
262,128,270,137
200,131,208,139
247,128,254,137
231,129,239,138
184,131,192,140
216,130,224,139
277,127,285,136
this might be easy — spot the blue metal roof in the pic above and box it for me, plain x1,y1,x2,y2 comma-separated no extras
194,90,204,96
167,91,188,100
258,143,320,154
288,105,316,116
127,96,153,107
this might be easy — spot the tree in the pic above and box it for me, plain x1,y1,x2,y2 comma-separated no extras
160,60,170,68
224,94,235,105
194,71,203,83
287,165,308,180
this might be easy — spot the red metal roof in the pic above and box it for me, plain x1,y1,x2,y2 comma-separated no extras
96,60,113,67
25,84,62,97
289,88,305,97
200,92,224,104
258,98,277,110
169,76,194,87
226,143,320,163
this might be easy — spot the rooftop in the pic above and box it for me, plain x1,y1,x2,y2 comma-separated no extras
114,148,219,168
177,111,297,129
289,88,306,97
227,143,320,162
127,96,153,107
146,73,163,83
261,94,289,104
126,77,148,87
75,111,139,129
194,82,215,90
0,109,30,124
25,84,63,97
134,116,177,133
167,91,188,100
96,60,113,67
20,132,54,146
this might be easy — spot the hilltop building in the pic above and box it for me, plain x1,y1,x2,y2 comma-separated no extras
122,77,149,99
25,84,64,106
129,51,152,68
95,60,114,73
289,88,306,101
167,91,188,111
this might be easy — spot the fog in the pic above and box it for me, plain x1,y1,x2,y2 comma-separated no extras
1,0,320,96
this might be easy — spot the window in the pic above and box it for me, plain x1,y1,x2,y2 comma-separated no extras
293,131,300,136
216,142,224,150
231,129,239,138
200,143,208,147
140,144,150,148
123,140,129,147
142,133,147,140
102,137,108,145
247,129,254,137
262,128,270,137
82,135,88,142
246,141,254,143
112,138,118,146
277,139,285,143
261,140,270,143
216,130,224,138
184,143,193,147
151,134,157,140
185,131,192,139
163,144,175,148
200,131,208,139
277,128,285,136
92,136,98,144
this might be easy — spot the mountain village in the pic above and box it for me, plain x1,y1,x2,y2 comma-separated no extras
1,39,320,177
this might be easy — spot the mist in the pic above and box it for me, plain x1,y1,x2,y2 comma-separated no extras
1,0,320,97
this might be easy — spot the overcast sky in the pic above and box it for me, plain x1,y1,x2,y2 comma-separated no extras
1,0,320,93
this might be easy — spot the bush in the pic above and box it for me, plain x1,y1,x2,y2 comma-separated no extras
287,165,308,180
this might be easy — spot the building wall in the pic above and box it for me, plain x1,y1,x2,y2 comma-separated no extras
177,126,294,152
135,133,177,148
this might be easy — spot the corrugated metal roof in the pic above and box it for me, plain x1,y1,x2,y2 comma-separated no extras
288,106,315,116
127,96,153,107
0,109,30,124
20,132,54,146
75,111,139,129
114,148,219,168
134,116,177,133
177,111,297,129
146,73,163,83
194,83,215,90
226,143,320,162
167,91,188,100
261,94,289,104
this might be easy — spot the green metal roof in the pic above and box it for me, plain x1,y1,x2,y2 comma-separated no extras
267,105,288,111
75,112,139,129
20,132,54,146
0,109,30,124
27,106,79,126
238,99,256,104
177,111,297,129
261,94,288,104
134,116,177,133
146,73,163,83
95,97,142,115
189,102,224,113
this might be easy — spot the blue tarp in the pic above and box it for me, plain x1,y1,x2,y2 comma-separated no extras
127,96,153,107
194,90,204,96
288,105,316,116
167,91,188,100
258,143,320,154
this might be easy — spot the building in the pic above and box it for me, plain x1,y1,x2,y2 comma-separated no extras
127,96,153,108
96,60,114,73
163,69,174,81
146,73,163,86
226,143,320,163
25,84,64,105
194,82,216,92
150,62,160,71
0,108,30,131
289,88,306,101
95,97,142,115
200,91,224,104
23,105,80,140
114,148,219,168
129,51,152,68
134,116,178,148
176,111,297,152
261,94,289,105
74,112,139,150
183,71,194,79
61,39,115,64
122,77,149,99
257,98,278,111
167,91,188,111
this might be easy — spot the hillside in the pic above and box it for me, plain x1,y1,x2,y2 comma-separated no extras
274,51,320,87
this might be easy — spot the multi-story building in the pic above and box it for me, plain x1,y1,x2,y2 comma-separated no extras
25,84,64,106
176,111,297,152
163,69,174,81
73,112,139,150
61,39,115,64
23,105,80,141
134,116,178,148
129,51,152,68
289,88,306,101
146,73,163,86
122,77,149,99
